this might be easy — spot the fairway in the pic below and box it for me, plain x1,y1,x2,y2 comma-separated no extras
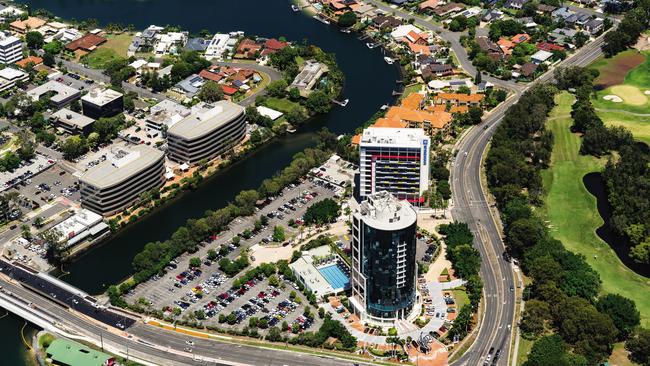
542,92,650,327
597,110,650,145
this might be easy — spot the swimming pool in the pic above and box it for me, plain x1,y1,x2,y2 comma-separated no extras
318,264,350,290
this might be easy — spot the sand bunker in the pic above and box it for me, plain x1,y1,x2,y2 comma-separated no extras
610,85,648,105
644,90,650,95
603,95,623,103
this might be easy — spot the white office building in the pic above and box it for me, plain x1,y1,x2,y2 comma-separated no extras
359,127,430,205
0,31,23,64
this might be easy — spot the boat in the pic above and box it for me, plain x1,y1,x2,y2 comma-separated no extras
340,28,351,34
366,42,378,49
384,57,394,65
332,99,349,107
313,15,330,25
291,4,300,12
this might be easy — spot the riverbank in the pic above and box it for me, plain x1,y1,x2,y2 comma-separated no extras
541,92,650,327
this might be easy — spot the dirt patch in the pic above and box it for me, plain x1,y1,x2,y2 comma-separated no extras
594,52,646,89
634,35,650,52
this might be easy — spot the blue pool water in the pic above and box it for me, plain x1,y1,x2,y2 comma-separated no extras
318,264,350,290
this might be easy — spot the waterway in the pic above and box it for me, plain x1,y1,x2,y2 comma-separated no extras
5,0,399,362
583,172,650,277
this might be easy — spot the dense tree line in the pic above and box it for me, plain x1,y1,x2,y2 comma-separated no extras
602,0,650,57
485,84,641,364
437,222,483,339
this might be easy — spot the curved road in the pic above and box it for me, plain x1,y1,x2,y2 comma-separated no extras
450,34,607,366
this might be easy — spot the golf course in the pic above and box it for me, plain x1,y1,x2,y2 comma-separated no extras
591,49,650,145
541,92,650,327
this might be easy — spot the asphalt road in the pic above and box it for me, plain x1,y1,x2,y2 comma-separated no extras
449,34,607,366
0,262,369,366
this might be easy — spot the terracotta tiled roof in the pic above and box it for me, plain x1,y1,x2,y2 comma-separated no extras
419,0,439,10
435,93,484,103
16,56,43,68
401,93,425,110
372,118,408,128
426,105,469,113
199,69,224,82
222,85,238,95
351,134,361,145
386,106,452,129
66,33,107,51
265,38,288,51
408,42,431,55
511,33,531,44
10,17,46,31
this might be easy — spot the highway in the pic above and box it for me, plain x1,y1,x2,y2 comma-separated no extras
0,259,371,366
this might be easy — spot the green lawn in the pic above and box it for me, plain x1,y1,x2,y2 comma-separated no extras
101,33,133,58
542,92,650,327
82,48,121,69
400,83,424,100
597,110,650,145
450,287,469,310
516,336,534,366
262,97,304,114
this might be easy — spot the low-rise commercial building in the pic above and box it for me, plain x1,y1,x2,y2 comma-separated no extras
9,16,46,34
46,338,114,366
51,108,95,135
79,145,165,216
0,67,28,92
145,99,190,131
0,31,22,65
81,88,124,119
167,101,246,165
27,80,81,107
48,208,108,248
290,245,350,298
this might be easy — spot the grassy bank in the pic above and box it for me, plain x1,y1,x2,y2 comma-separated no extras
541,92,650,327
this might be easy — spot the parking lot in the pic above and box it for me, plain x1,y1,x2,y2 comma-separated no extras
17,164,80,206
124,178,341,332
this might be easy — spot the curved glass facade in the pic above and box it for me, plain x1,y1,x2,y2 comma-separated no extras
360,220,417,319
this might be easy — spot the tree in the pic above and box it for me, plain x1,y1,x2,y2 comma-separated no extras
25,31,44,49
626,327,650,366
198,81,224,102
449,244,481,279
303,198,340,224
189,257,201,268
267,79,288,98
520,299,551,337
597,294,640,339
272,226,286,242
305,90,332,114
523,334,586,366
250,129,262,145
338,11,357,28
61,135,88,160
207,249,218,260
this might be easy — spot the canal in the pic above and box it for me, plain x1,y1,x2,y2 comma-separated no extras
7,0,398,361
